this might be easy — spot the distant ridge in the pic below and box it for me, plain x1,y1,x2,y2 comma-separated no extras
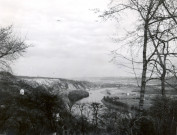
16,75,77,82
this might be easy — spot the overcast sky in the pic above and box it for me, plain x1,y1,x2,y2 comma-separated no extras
0,0,136,78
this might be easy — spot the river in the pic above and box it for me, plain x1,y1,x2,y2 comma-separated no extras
77,87,136,104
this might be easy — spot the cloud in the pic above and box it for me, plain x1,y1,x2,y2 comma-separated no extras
0,0,134,78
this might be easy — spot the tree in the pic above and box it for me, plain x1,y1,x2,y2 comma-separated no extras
90,102,103,130
0,26,28,71
101,0,177,113
147,21,177,96
132,0,177,97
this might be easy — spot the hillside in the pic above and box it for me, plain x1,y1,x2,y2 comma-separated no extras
16,76,96,94
0,72,97,95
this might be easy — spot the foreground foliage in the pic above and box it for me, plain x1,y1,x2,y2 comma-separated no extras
0,73,176,135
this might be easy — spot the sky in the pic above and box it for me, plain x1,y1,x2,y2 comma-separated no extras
0,0,136,78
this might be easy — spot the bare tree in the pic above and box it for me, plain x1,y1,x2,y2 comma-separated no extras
75,103,87,116
90,102,103,129
147,24,177,96
144,0,177,96
0,26,29,71
101,0,165,113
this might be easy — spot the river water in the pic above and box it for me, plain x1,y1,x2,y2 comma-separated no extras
77,87,137,104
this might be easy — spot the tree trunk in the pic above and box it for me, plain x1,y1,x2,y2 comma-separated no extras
161,54,167,97
161,70,166,96
139,62,147,113
139,21,148,114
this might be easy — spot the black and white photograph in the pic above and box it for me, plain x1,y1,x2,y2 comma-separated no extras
0,0,177,135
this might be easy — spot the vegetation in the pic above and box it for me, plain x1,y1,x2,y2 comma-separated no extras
0,1,177,134
0,26,29,71
0,73,176,134
96,0,177,134
0,75,93,135
103,96,129,111
99,96,177,135
68,90,89,103
0,82,64,134
149,96,177,135
101,0,177,112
